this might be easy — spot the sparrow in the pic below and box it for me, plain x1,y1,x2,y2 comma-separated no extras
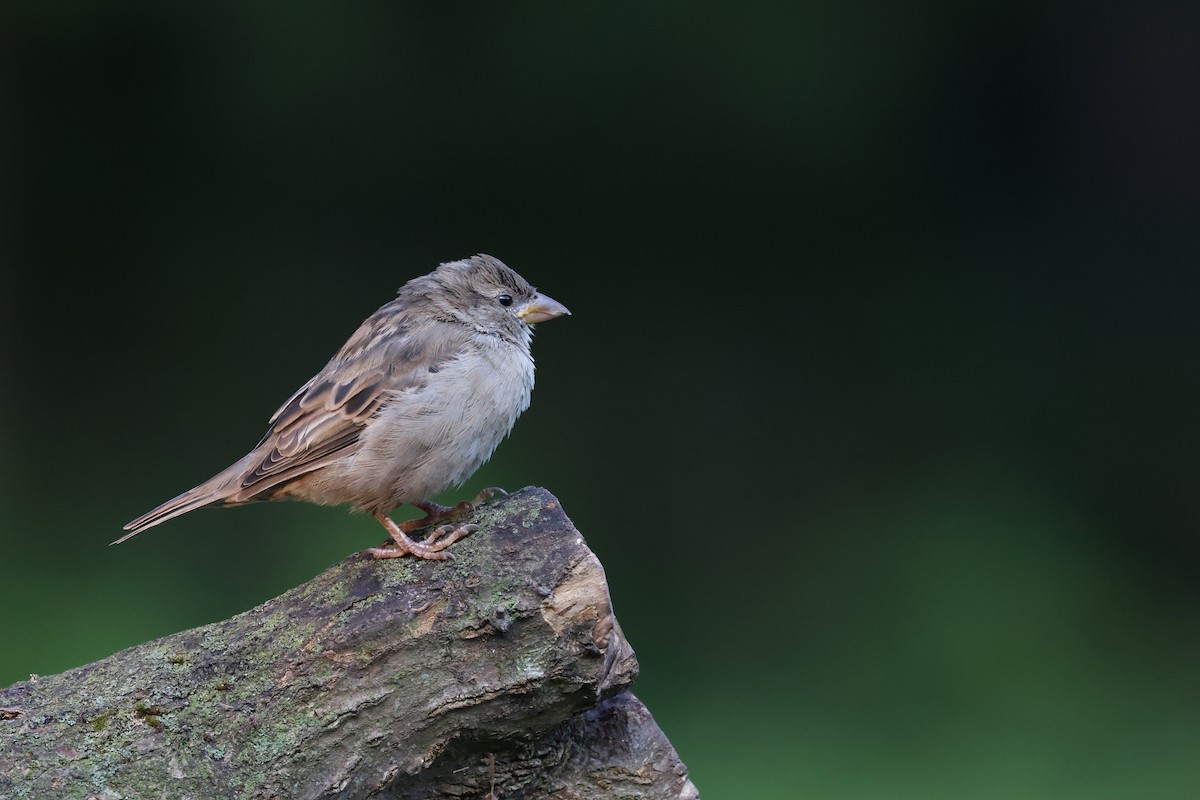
118,254,570,559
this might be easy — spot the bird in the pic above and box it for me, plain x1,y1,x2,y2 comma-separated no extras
118,254,570,559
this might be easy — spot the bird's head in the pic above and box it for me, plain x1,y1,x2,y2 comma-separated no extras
427,254,570,342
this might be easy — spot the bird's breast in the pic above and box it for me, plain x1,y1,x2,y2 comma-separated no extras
342,339,535,510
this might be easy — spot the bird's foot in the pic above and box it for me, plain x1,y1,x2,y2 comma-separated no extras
425,522,481,549
368,513,478,560
470,485,508,506
407,487,507,529
368,495,498,559
366,529,474,560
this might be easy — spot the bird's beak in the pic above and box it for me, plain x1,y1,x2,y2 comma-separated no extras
517,293,571,324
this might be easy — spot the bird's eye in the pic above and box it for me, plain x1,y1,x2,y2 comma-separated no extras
497,294,513,307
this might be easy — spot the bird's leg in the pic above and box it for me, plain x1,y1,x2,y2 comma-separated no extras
365,489,506,560
367,513,462,560
409,487,507,528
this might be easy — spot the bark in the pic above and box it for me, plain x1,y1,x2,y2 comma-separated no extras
0,487,698,800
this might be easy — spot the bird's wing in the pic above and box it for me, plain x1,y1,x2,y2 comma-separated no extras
230,316,466,502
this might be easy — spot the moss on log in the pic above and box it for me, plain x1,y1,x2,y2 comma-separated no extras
0,488,698,800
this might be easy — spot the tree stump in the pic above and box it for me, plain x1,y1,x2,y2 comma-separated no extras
0,488,698,800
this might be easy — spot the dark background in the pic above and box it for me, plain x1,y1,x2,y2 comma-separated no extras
3,3,1200,798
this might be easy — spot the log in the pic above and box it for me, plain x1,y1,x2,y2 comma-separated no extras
0,488,698,800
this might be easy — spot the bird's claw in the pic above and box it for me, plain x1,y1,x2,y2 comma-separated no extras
425,523,480,548
471,486,508,506
367,519,480,560
368,490,500,560
366,538,453,560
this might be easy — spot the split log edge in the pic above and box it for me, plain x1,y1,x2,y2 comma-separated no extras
0,487,699,800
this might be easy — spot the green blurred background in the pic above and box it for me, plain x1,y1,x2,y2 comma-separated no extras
3,2,1200,798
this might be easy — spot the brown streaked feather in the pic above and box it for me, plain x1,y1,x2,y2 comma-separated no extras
119,308,467,542
114,479,241,544
229,326,460,502
268,377,315,425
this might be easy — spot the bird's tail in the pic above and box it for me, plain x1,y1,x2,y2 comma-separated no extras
115,462,248,545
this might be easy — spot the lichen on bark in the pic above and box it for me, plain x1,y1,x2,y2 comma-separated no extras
0,487,697,800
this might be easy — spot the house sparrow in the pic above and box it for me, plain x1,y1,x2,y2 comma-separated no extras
117,254,570,559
